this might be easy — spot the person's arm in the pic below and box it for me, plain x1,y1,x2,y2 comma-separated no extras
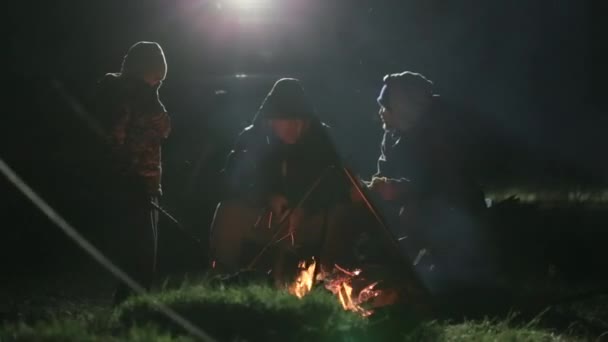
220,126,261,201
373,131,390,179
94,75,131,160
147,86,171,139
367,176,409,202
365,132,410,202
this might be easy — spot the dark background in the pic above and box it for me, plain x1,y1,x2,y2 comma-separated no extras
2,0,608,281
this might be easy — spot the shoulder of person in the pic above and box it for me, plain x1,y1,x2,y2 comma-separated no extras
429,97,470,138
319,121,332,130
233,124,261,149
95,73,125,101
306,121,335,145
308,120,333,138
96,73,122,90
238,124,257,139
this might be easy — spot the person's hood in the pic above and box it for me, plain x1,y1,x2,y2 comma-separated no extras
253,78,317,124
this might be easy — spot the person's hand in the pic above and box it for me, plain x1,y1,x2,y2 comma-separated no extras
368,177,407,201
269,194,289,218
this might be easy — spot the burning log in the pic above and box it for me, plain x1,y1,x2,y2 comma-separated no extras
286,257,400,317
321,265,384,317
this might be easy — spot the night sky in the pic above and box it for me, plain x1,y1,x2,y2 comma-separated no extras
3,0,608,273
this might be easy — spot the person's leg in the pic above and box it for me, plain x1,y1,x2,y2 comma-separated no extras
112,205,140,304
113,194,156,305
151,196,160,275
209,200,263,272
133,195,156,290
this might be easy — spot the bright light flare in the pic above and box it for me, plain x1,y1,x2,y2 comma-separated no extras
225,0,270,10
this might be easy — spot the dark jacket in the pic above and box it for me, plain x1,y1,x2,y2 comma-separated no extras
222,121,348,212
374,97,485,214
221,78,350,211
375,99,495,286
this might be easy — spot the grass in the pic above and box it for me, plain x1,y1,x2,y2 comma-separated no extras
0,320,196,342
113,282,368,341
410,319,582,342
2,279,602,342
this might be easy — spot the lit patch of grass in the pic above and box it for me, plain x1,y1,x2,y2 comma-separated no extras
114,283,367,341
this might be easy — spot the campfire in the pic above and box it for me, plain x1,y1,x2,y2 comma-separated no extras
286,258,392,317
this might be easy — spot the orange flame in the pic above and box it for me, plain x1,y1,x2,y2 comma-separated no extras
337,282,355,310
287,258,316,299
287,260,393,317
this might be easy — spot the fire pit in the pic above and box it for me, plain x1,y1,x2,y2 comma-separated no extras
286,257,402,317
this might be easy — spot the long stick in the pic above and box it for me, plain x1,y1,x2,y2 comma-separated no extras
342,167,402,252
246,166,335,270
341,166,432,305
150,200,202,245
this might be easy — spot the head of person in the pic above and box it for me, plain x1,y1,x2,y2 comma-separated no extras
377,71,434,132
120,41,167,87
255,78,315,145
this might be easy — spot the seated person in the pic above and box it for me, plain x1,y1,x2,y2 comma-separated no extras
367,71,490,291
209,78,350,277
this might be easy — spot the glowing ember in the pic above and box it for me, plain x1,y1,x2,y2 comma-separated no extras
358,281,380,303
322,265,384,317
287,258,316,299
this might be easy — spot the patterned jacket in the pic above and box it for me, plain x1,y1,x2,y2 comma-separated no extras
96,74,171,195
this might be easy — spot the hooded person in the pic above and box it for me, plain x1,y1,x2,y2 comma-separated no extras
210,78,352,276
94,41,171,304
224,78,343,207
369,71,490,292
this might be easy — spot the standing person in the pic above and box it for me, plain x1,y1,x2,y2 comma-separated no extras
367,71,488,292
95,41,171,304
